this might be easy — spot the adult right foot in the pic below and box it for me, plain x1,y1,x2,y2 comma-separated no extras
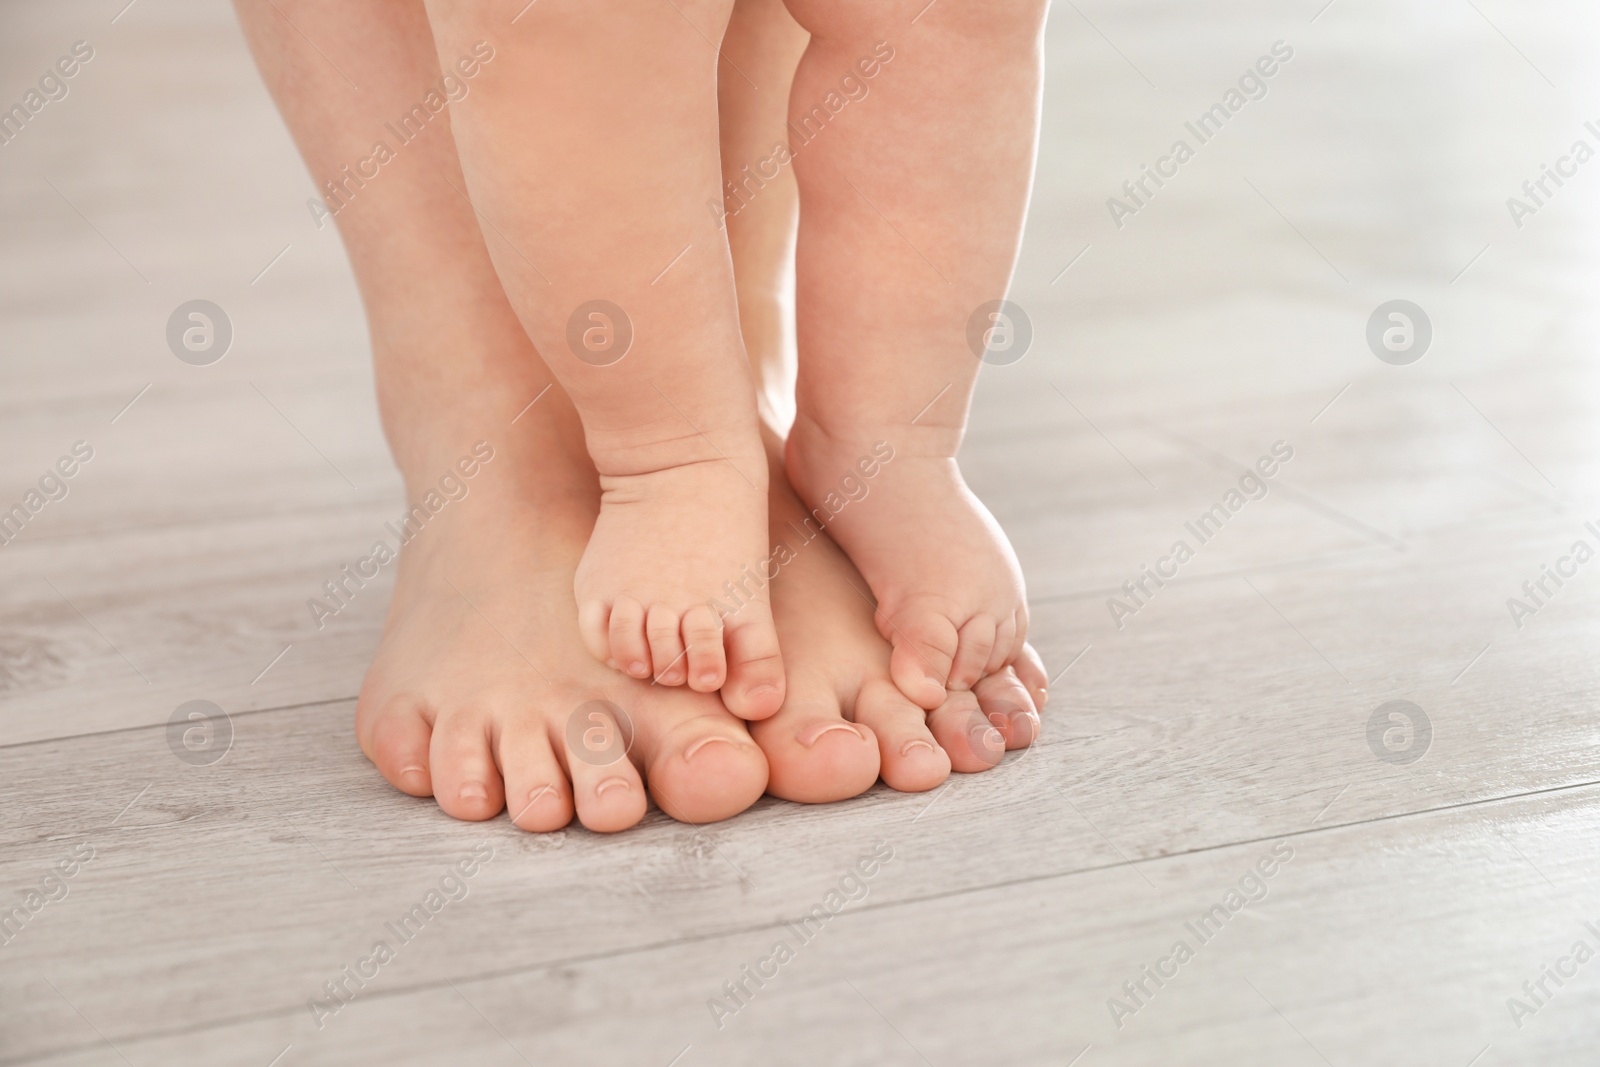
356,449,769,832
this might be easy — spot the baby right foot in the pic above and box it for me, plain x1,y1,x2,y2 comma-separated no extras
574,430,787,720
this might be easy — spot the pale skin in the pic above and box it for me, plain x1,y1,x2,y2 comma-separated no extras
234,0,1047,829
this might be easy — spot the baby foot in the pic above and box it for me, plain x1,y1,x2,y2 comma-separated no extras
785,416,1030,710
574,439,786,720
358,477,768,832
751,438,1048,801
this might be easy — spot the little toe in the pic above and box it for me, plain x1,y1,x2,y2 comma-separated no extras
749,674,879,804
886,608,959,710
646,709,768,824
428,711,506,821
720,603,785,720
681,604,727,693
973,667,1041,751
926,691,1006,773
851,678,950,793
496,718,574,832
607,596,651,678
646,605,688,685
561,701,648,833
948,614,998,692
362,696,434,797
1013,642,1050,710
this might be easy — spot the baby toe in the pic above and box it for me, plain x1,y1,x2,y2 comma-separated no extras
646,605,687,685
607,596,651,678
886,607,960,710
681,604,728,692
720,603,785,720
947,613,998,691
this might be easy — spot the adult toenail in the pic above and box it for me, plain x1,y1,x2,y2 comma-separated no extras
459,782,489,801
970,725,1004,751
595,776,630,797
900,739,936,757
684,735,736,761
798,721,862,748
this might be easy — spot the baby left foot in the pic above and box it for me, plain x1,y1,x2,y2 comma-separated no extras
786,416,1031,710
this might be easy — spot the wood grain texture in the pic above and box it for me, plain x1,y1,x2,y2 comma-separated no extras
4,0,1600,1064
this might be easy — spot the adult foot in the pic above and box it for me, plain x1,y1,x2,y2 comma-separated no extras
752,436,1048,803
357,457,769,832
785,416,1031,710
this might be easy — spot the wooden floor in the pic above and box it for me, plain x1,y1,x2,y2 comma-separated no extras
4,0,1600,1063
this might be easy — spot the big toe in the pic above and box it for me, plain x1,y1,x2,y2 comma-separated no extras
885,607,960,711
750,673,879,804
646,706,768,824
720,605,786,720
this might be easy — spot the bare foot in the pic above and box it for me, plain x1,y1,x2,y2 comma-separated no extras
358,467,769,832
573,432,787,720
752,436,1048,802
785,416,1031,710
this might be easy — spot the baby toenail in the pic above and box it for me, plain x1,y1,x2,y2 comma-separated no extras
459,782,489,801
798,721,862,748
747,684,778,697
700,672,719,684
683,735,736,761
595,776,630,798
970,725,1004,751
900,739,936,757
399,764,426,778
629,661,647,675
